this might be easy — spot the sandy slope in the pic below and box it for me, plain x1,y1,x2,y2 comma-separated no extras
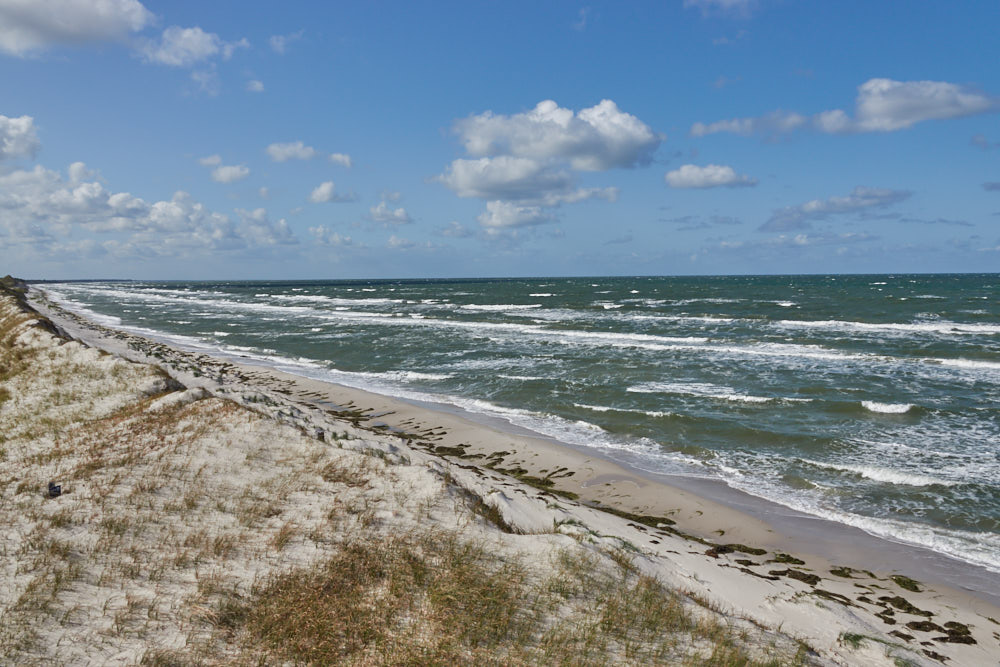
1,283,997,665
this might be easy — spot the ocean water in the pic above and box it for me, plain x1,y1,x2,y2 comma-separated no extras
42,275,1000,573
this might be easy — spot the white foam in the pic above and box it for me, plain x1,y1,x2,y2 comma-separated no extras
626,381,781,404
935,358,1000,371
773,318,1000,336
459,303,542,311
529,293,554,297
861,401,914,414
573,403,672,418
802,459,954,486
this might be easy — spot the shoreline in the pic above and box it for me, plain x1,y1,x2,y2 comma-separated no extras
20,283,1000,664
32,285,1000,609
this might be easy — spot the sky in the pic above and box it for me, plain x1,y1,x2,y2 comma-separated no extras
1,0,999,280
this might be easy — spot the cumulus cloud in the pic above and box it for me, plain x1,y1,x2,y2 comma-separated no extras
310,225,352,247
693,78,999,137
0,0,153,56
456,99,661,171
761,186,911,232
234,207,296,247
198,154,222,166
439,99,656,233
0,160,304,261
665,164,757,189
139,26,248,67
308,181,356,204
477,201,554,230
246,79,264,93
267,141,317,162
369,200,412,225
329,152,352,167
387,235,416,249
0,114,39,160
269,30,303,54
437,157,573,201
211,164,249,183
438,221,473,238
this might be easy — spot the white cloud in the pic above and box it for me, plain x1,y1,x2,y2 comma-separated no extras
198,154,222,166
246,79,264,93
211,164,249,183
269,30,303,54
221,37,249,60
477,201,554,230
387,235,415,249
692,78,999,137
437,157,573,201
308,181,355,203
329,152,352,167
0,114,39,160
140,26,247,67
369,201,412,225
190,67,219,95
849,78,998,132
267,140,317,162
761,186,911,231
684,0,756,17
439,221,473,238
691,111,807,137
234,207,296,246
441,99,653,232
0,0,153,56
0,160,303,260
665,164,757,189
437,156,617,206
455,99,662,171
310,225,352,247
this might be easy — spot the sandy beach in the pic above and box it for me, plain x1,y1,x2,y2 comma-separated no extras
1,278,997,665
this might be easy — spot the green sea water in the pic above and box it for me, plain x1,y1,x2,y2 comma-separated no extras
43,274,1000,573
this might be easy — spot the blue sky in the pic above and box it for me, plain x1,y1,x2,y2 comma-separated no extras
1,0,998,279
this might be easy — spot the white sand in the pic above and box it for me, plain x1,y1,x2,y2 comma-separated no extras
1,285,996,665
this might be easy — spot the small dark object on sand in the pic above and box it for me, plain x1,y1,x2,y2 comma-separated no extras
48,482,61,498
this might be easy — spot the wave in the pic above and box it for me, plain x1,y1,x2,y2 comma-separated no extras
773,318,1000,336
626,381,792,404
934,358,1000,371
861,401,914,414
459,303,542,311
801,459,956,487
273,294,404,305
573,403,672,418
669,298,743,305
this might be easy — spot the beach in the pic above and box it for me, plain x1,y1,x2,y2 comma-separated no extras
0,278,997,665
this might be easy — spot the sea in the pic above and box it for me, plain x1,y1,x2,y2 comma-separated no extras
41,274,1000,574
